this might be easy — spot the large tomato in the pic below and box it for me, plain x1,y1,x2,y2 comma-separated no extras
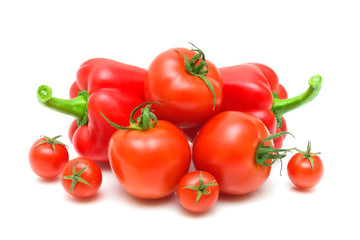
145,44,222,129
105,103,191,199
193,111,291,195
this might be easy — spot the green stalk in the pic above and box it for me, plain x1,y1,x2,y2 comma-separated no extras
37,85,89,127
272,75,322,126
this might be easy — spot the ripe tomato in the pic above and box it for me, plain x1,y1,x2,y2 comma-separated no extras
287,141,324,189
193,111,291,195
29,135,69,178
176,171,219,213
145,43,222,129
105,103,191,199
61,157,102,198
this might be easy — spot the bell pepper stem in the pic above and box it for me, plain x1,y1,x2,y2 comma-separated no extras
272,75,322,124
37,85,89,126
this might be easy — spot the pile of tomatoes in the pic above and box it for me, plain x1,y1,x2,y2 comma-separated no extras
30,44,324,213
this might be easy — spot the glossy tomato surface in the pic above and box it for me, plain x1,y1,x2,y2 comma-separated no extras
193,111,271,195
109,120,191,199
177,171,219,213
287,152,324,189
145,47,222,129
61,157,102,198
29,137,69,178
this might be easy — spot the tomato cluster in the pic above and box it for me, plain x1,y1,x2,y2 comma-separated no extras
31,43,323,213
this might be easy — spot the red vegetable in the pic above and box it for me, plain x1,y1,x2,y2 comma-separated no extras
61,157,102,198
29,135,69,178
176,171,219,213
193,111,292,195
145,43,222,129
287,141,324,189
103,102,191,199
184,64,322,148
37,58,146,162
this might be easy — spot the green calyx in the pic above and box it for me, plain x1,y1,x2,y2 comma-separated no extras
101,102,160,131
255,132,295,175
271,74,322,128
37,85,89,127
176,43,216,110
182,171,218,205
62,161,91,193
34,135,67,151
296,141,321,171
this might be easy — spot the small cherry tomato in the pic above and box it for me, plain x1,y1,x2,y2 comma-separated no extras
29,135,69,178
287,141,324,189
176,171,219,213
61,157,102,198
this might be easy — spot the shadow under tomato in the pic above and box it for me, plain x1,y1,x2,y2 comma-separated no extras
289,184,317,194
120,191,176,208
36,176,60,184
218,187,271,204
175,202,218,218
63,191,103,204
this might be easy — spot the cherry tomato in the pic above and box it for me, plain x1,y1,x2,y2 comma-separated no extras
193,111,291,195
177,171,219,213
105,103,191,199
287,141,324,189
29,135,69,178
145,43,222,129
61,157,102,198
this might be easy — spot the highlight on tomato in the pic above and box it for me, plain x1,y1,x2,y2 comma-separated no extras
176,171,219,213
193,111,293,195
145,43,223,129
287,141,324,189
29,135,69,178
61,157,102,198
102,102,191,200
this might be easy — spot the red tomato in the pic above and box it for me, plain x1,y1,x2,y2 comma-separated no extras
176,171,219,213
29,135,69,178
61,157,102,198
287,141,324,189
107,106,192,199
145,44,223,129
193,111,290,195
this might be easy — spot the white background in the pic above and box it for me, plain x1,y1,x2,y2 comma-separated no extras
1,0,359,239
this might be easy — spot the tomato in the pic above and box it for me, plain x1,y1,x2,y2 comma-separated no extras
176,171,219,213
29,135,69,178
193,111,292,195
287,141,324,189
61,157,102,198
145,43,223,129
105,103,191,199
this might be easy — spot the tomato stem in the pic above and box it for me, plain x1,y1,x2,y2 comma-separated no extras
295,141,321,171
62,161,91,193
37,85,89,127
101,102,160,131
176,43,216,110
255,132,295,175
272,75,322,127
34,135,68,151
182,171,218,205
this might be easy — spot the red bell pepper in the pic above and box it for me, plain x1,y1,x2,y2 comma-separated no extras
184,63,322,148
37,58,146,162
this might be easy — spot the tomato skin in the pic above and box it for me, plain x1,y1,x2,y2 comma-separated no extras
109,120,191,199
145,47,223,129
29,138,69,178
193,111,271,195
287,153,324,189
177,171,219,213
61,157,102,198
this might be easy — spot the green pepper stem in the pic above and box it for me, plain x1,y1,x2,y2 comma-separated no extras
272,75,322,123
37,85,89,126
